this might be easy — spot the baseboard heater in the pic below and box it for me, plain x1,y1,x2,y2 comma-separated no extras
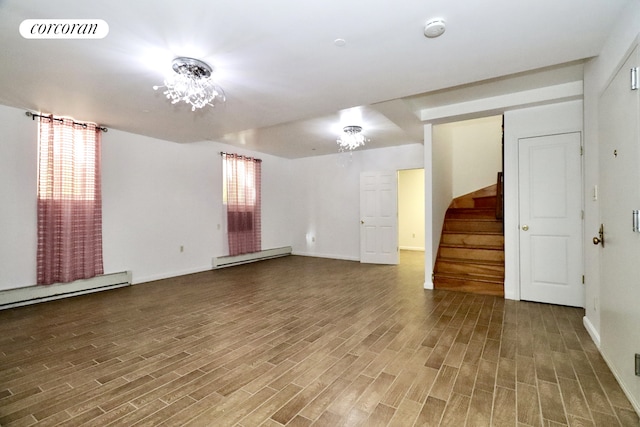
0,271,131,310
212,246,292,269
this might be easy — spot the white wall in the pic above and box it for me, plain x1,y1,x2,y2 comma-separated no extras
0,105,38,290
0,104,292,288
289,144,424,261
449,115,503,198
398,169,425,251
583,0,640,341
0,100,419,290
429,123,453,277
423,124,435,288
503,100,583,301
102,130,292,284
583,0,640,413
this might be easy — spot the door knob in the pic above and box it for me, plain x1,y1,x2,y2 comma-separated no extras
522,225,529,231
593,224,605,247
360,220,365,224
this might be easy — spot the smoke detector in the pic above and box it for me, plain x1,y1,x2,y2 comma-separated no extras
424,19,446,38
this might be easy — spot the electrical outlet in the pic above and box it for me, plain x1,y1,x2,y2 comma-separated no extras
635,354,640,377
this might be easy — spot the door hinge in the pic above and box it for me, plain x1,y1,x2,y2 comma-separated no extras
631,67,639,90
582,275,585,284
581,210,584,220
580,145,584,156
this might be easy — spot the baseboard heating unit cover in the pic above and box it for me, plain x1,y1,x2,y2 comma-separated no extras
212,246,292,269
0,271,131,310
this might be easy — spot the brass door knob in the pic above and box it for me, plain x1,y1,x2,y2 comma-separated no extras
522,225,529,231
593,224,605,247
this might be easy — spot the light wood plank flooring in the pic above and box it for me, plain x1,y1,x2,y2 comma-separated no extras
1,252,638,426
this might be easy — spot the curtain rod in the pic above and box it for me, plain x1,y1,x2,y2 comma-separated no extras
219,151,262,162
25,111,108,132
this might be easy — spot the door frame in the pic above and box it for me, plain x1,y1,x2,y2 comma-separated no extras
503,101,585,302
359,168,426,265
517,131,584,306
359,170,399,265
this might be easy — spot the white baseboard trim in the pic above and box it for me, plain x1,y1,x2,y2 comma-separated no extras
133,266,212,285
583,316,601,349
599,345,640,416
583,316,640,415
292,251,360,262
399,246,426,251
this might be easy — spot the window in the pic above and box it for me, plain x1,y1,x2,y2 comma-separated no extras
222,157,257,206
222,153,262,256
38,118,98,200
37,115,103,285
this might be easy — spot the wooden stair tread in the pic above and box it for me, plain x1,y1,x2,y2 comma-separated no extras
436,257,504,266
445,218,502,222
447,207,495,213
434,272,504,283
435,258,504,278
441,232,504,245
447,208,496,213
433,276,504,297
439,243,504,250
443,230,503,235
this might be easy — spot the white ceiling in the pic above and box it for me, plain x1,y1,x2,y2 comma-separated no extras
0,0,631,158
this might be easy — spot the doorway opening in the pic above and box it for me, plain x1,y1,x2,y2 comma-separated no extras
398,168,425,267
430,115,504,295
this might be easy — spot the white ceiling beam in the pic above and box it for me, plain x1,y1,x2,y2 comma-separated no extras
419,81,583,123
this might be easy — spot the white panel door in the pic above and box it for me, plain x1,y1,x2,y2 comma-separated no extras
598,45,640,400
519,132,583,306
360,171,398,264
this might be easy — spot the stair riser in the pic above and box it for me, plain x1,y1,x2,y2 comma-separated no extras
441,233,504,247
435,261,504,277
473,196,497,209
446,209,496,220
433,276,504,297
443,220,503,233
439,247,505,262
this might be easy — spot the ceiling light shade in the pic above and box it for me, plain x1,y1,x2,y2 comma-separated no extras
153,57,225,111
337,125,369,151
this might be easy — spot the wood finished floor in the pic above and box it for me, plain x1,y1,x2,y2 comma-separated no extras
1,252,638,426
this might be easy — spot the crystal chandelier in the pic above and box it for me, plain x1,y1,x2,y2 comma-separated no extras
337,125,368,151
153,57,225,111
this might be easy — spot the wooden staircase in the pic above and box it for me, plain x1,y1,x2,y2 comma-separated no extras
433,184,504,296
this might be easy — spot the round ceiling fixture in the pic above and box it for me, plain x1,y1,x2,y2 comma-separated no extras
424,19,446,38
